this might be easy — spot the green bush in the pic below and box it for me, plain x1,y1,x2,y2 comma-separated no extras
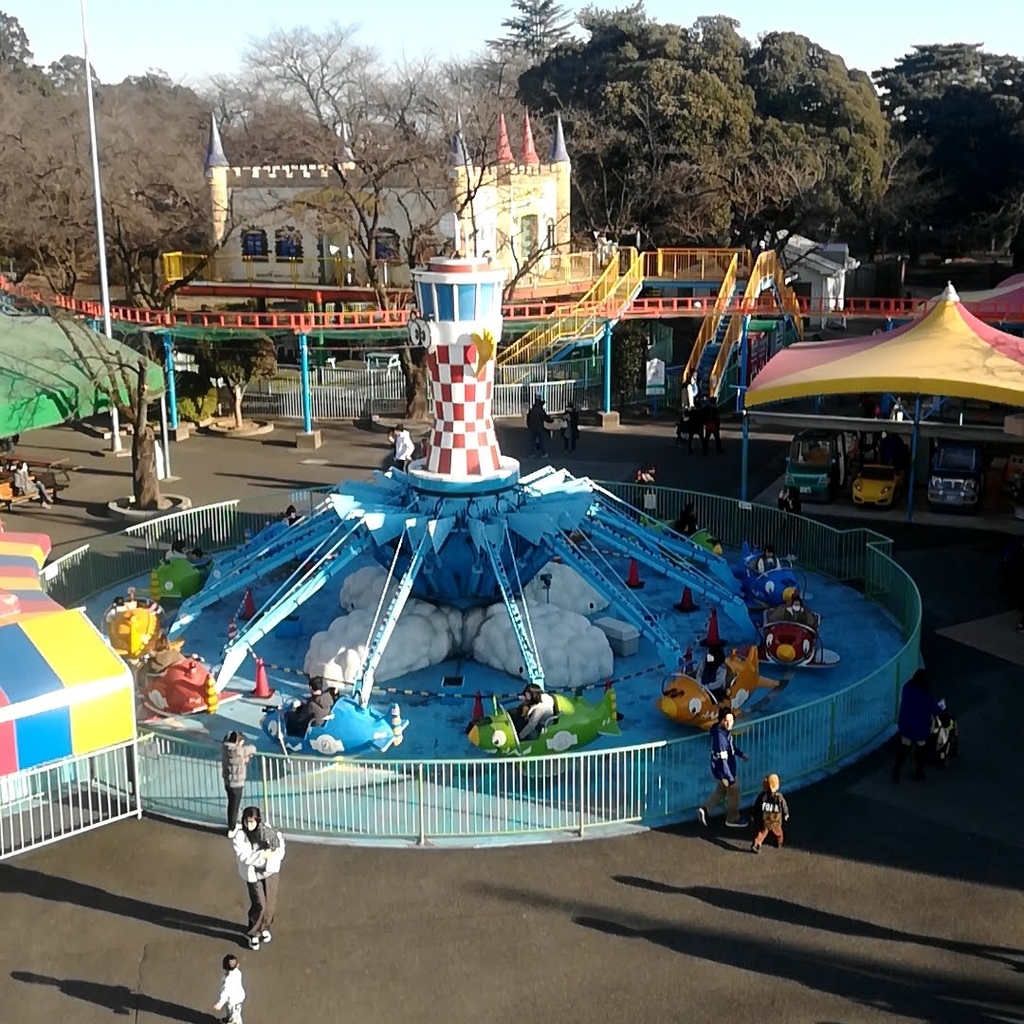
175,372,219,423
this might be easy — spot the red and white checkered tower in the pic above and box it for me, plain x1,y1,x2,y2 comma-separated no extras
407,258,513,482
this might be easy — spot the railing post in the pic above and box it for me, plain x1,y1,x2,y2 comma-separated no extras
577,756,587,837
260,754,269,810
828,700,837,767
417,764,426,845
602,320,613,414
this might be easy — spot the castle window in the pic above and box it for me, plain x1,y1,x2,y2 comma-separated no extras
241,228,268,261
373,228,400,262
546,220,556,249
275,228,303,261
519,215,539,260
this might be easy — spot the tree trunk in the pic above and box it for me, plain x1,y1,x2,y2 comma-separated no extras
232,384,245,429
131,360,160,510
399,345,430,421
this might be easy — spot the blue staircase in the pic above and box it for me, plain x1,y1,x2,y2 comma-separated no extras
697,314,732,396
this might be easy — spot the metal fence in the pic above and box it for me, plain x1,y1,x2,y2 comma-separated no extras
40,487,921,846
244,357,605,422
0,742,141,860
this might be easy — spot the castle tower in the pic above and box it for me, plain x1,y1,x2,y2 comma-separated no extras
550,115,572,251
521,113,540,168
407,258,513,483
204,114,230,249
495,114,514,165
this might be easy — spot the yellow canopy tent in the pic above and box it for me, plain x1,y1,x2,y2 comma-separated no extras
745,284,1024,408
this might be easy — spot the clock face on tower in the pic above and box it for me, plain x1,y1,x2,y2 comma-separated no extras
408,318,432,350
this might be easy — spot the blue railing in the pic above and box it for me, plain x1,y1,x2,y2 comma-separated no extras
44,486,921,846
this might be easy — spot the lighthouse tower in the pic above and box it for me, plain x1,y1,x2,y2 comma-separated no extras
406,257,518,489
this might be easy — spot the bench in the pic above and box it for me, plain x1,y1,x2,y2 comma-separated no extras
1,457,73,488
0,472,67,511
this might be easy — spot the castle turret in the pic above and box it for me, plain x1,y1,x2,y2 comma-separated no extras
205,114,230,248
550,115,572,252
521,113,539,168
495,114,514,165
448,110,471,175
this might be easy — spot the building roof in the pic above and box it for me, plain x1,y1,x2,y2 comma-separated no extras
746,283,1024,408
550,115,569,164
204,114,229,173
782,234,860,278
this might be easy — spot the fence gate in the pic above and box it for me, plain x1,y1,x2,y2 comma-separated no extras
0,741,140,860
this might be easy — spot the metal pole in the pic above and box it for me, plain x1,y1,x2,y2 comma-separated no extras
299,333,313,434
741,409,750,502
80,0,121,453
602,319,613,414
162,333,179,431
737,314,751,415
905,394,922,524
159,391,172,479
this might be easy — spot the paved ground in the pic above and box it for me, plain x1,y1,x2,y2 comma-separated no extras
3,419,1024,1023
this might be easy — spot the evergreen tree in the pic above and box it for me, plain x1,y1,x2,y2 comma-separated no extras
490,0,574,64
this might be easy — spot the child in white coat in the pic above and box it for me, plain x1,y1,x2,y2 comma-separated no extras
214,954,245,1023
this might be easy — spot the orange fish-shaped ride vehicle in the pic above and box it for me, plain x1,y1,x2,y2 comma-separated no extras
139,652,216,716
658,646,779,729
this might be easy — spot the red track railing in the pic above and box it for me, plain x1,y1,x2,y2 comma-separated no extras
3,274,1022,332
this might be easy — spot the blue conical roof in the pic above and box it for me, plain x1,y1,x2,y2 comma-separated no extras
550,115,569,164
205,114,229,172
448,109,471,169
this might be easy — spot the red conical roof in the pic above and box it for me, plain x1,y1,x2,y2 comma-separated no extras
521,113,539,166
495,114,514,164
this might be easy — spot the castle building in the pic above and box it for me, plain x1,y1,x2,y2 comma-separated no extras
200,112,572,293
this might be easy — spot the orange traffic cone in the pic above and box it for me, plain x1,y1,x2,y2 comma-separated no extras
239,587,256,621
701,609,722,647
674,586,699,613
625,558,645,589
227,616,237,644
472,691,484,720
250,656,274,699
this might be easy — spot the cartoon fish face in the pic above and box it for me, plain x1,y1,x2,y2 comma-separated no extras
467,712,519,753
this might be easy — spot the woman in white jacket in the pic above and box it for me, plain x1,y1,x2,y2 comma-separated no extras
232,806,286,950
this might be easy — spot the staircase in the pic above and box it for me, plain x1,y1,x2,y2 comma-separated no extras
497,248,643,365
682,253,744,392
706,249,805,401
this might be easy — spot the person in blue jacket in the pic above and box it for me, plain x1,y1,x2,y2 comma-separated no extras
893,669,943,782
698,707,749,828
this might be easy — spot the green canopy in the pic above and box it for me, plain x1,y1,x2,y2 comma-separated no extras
0,312,165,436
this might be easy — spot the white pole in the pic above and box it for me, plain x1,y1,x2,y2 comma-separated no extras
159,391,172,478
80,0,122,453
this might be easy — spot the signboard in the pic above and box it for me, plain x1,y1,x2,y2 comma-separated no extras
645,357,666,397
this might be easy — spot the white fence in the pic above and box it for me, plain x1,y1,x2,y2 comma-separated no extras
0,741,141,860
244,357,604,422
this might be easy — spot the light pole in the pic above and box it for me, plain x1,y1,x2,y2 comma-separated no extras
80,0,122,453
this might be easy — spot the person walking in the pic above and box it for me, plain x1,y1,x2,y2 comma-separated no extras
526,396,553,457
232,806,286,950
697,708,749,828
750,773,789,853
703,404,723,454
213,953,246,1023
893,669,944,783
221,732,256,838
391,424,415,471
560,401,580,453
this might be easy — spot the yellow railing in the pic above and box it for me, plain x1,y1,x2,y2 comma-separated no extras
682,254,742,382
163,250,603,295
708,249,804,396
643,248,748,281
497,249,632,365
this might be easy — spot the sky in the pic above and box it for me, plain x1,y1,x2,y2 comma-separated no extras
7,0,1023,87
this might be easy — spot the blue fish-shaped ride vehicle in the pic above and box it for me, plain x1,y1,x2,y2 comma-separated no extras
262,696,409,757
732,543,802,608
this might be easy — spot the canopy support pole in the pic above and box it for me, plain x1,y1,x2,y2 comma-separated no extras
905,395,922,524
299,332,313,435
602,319,613,414
162,333,179,432
741,408,750,502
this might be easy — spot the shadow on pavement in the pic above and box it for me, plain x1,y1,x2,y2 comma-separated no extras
612,877,1024,971
10,972,210,1023
0,865,242,944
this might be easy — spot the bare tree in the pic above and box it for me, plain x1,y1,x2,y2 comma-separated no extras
50,309,163,509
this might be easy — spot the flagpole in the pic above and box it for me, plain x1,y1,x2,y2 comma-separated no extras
80,0,122,453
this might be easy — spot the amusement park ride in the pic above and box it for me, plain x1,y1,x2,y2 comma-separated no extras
103,256,846,758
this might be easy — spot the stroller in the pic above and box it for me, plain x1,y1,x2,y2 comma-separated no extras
927,701,959,767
